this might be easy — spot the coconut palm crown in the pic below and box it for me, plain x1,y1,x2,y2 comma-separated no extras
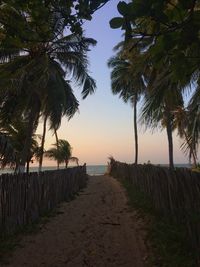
45,139,78,168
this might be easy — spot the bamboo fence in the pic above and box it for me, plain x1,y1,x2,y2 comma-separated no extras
109,159,200,257
0,165,87,236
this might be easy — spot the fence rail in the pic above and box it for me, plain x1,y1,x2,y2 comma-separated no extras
0,166,87,236
109,160,200,257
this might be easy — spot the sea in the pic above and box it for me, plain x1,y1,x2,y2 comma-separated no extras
0,163,192,176
0,165,108,176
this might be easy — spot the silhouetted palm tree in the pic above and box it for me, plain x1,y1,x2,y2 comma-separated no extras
108,56,145,164
142,67,184,169
46,139,78,168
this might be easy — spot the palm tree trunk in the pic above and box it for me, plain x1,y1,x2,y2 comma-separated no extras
166,111,174,169
18,100,39,173
190,148,197,168
65,159,69,168
133,96,138,164
26,159,30,174
38,115,48,172
54,129,60,169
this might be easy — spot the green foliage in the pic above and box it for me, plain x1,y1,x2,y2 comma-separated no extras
107,40,146,104
0,117,41,169
191,162,200,172
0,1,100,169
0,133,16,168
1,0,109,35
110,0,200,84
110,17,124,29
117,1,129,16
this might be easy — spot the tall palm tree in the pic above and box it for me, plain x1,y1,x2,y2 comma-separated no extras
0,4,96,172
108,56,146,164
54,129,60,169
38,115,48,172
142,68,184,169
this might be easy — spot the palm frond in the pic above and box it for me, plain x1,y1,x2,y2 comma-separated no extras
45,139,72,164
108,56,145,105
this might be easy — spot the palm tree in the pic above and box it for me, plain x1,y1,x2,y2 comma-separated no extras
0,117,41,172
58,140,72,168
108,56,146,164
45,139,77,168
0,4,96,172
38,115,48,172
0,133,16,168
53,129,60,169
173,106,198,167
141,68,184,169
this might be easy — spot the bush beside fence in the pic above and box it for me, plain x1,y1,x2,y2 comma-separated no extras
0,166,87,236
109,159,200,259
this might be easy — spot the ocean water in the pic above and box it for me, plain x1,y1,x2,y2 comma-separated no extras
0,163,192,176
86,165,107,175
0,165,108,176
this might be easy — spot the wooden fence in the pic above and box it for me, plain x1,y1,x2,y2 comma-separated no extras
109,159,200,257
0,166,87,236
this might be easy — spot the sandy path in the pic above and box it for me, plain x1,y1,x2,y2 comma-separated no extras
2,175,147,267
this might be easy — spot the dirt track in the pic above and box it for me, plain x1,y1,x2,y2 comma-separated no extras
2,175,148,267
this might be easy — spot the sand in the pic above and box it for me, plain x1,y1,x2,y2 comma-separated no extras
2,175,148,267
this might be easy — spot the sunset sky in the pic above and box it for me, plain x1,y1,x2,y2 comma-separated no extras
36,0,190,166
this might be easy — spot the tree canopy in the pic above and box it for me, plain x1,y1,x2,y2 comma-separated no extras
0,0,110,170
109,0,200,167
110,0,200,84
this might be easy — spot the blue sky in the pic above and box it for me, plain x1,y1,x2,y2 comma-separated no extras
37,0,190,166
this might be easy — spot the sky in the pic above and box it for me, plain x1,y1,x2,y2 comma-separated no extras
36,0,189,166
